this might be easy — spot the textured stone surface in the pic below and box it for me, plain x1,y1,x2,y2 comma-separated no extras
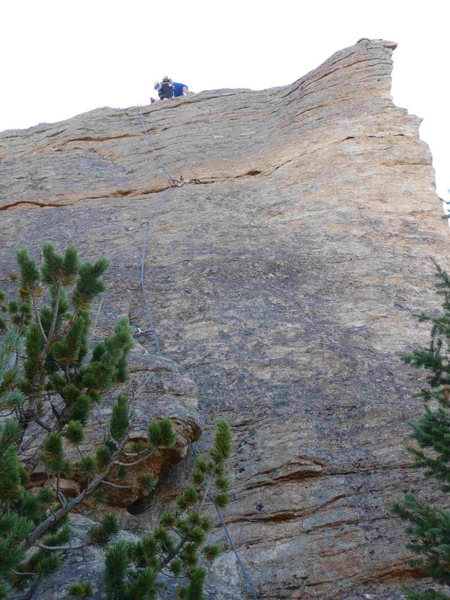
1,38,449,599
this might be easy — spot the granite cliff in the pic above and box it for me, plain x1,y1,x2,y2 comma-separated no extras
0,39,449,599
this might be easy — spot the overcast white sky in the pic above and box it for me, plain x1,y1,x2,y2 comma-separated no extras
1,0,449,205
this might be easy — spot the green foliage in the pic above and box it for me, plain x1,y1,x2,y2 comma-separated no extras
148,417,177,450
214,493,230,508
406,591,450,600
36,553,61,577
79,456,97,481
52,316,86,368
2,244,133,429
138,473,156,493
211,419,232,462
0,464,73,596
176,487,199,510
42,432,66,476
104,420,232,600
125,567,157,600
178,566,206,600
65,420,84,446
0,244,134,596
43,524,71,548
69,394,90,425
16,248,39,295
72,257,108,311
68,581,93,598
203,544,220,562
105,540,129,600
109,395,129,442
89,514,120,547
392,261,450,599
96,444,112,469
36,487,55,508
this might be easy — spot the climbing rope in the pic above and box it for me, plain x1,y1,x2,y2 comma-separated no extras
138,183,172,354
134,104,259,600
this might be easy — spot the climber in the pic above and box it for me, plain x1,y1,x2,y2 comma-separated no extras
154,77,174,100
173,82,191,97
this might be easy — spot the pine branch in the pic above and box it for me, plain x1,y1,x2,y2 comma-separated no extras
102,480,133,490
35,543,84,551
46,475,67,508
158,534,190,572
30,293,48,346
35,417,52,433
159,570,178,579
0,407,19,417
45,284,62,350
10,569,39,577
113,452,153,467
22,437,127,551
159,476,213,573
56,476,67,508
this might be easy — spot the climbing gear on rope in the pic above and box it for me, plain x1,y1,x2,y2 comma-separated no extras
167,177,185,187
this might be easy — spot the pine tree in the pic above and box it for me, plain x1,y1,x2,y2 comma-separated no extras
0,244,135,596
0,244,233,598
392,261,450,599
7,244,133,431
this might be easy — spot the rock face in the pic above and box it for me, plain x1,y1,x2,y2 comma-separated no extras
0,39,449,599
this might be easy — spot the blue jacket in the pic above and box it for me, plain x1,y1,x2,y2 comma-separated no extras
173,82,187,97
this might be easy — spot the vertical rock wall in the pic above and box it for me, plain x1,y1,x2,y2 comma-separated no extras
0,39,448,599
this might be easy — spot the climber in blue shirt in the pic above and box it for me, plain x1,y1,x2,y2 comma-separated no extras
151,78,191,104
173,82,190,97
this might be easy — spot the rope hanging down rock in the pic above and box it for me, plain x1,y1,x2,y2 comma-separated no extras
134,105,259,600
